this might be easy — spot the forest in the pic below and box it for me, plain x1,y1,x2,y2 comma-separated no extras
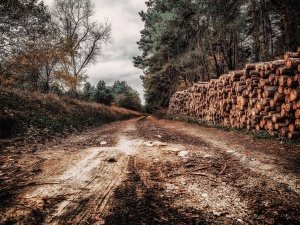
1,1,300,224
1,0,300,113
134,0,300,112
0,0,141,111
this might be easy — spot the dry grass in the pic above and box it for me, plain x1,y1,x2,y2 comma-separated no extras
0,90,142,141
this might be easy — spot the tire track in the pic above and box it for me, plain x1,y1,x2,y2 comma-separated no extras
2,118,144,225
2,116,299,224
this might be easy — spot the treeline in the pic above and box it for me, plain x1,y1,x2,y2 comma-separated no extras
0,90,142,140
134,0,300,112
0,0,111,94
82,80,142,111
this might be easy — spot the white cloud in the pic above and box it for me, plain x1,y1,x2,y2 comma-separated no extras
42,0,146,103
88,59,144,100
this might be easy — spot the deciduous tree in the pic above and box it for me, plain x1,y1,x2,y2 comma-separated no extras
52,0,112,91
0,0,51,60
2,23,68,92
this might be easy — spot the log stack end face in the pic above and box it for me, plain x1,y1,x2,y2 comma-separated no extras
167,50,300,140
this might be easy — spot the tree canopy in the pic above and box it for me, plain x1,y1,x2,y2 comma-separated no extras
134,0,300,110
81,80,142,111
92,80,114,105
0,0,51,60
0,0,112,95
111,81,142,111
52,0,112,91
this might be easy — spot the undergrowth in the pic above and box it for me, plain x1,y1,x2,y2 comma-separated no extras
0,90,142,142
165,114,300,144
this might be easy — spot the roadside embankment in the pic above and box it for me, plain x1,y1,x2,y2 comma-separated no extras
0,90,142,145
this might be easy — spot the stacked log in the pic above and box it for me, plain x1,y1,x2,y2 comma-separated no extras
168,50,300,139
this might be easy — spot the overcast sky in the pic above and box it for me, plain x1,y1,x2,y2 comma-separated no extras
43,0,147,103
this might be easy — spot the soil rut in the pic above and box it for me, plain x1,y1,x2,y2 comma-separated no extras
0,116,300,224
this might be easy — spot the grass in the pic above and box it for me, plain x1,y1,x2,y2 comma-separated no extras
163,114,300,144
0,90,142,141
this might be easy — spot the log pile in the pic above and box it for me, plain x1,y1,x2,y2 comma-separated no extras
168,50,300,139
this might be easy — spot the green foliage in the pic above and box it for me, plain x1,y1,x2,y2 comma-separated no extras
114,90,141,111
111,81,142,111
142,104,154,114
135,0,300,111
0,0,112,95
0,0,51,60
142,71,178,110
0,0,63,92
0,90,141,140
50,84,63,96
82,82,95,101
253,130,273,139
92,80,114,105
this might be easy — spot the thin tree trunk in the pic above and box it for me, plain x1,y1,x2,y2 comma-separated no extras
251,0,260,62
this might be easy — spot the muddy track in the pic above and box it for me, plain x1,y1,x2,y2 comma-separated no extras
105,156,205,225
1,116,300,224
0,118,144,224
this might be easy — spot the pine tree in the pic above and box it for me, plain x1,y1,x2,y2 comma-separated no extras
92,80,114,105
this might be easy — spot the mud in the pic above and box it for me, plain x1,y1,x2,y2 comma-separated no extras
0,116,300,224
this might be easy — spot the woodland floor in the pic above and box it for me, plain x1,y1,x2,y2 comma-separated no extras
0,116,300,224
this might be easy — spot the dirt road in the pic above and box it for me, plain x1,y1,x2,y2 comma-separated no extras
1,116,300,224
